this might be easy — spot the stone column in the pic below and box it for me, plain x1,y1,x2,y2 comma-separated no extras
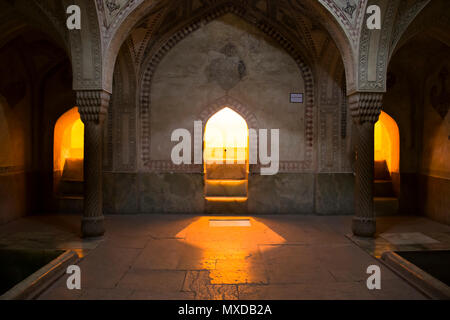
349,92,383,237
76,90,110,238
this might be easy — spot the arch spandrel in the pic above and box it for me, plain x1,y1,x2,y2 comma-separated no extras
138,12,315,171
101,0,355,94
66,0,104,91
390,0,450,59
355,0,431,93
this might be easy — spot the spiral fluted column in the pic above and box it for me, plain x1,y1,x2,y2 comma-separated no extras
349,92,383,237
77,90,110,238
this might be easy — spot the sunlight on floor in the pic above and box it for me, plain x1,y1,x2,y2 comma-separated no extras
176,217,285,284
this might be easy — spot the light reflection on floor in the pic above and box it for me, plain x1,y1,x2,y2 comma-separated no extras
176,217,285,284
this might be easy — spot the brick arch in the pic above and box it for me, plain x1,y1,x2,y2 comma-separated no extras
139,5,315,168
199,96,259,130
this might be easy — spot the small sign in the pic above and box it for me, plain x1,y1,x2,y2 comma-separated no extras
290,93,303,103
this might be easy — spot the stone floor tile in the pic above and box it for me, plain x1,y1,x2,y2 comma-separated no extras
37,286,82,300
238,282,376,300
117,269,186,292
52,244,141,289
132,239,193,270
78,288,134,300
129,290,195,300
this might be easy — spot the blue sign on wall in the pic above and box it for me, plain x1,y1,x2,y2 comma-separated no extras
290,93,303,103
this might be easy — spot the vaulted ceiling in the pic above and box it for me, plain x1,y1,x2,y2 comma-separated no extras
2,0,446,92
121,0,335,71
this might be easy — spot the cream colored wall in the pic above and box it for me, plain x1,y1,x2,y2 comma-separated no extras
150,14,305,162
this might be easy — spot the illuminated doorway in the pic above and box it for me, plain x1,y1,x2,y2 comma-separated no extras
204,107,249,203
54,107,84,193
374,111,400,176
374,111,400,213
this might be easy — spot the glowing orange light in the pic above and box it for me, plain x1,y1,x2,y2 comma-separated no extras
205,197,248,202
374,111,400,174
203,107,250,201
204,107,248,164
54,107,84,173
69,119,84,159
176,217,285,284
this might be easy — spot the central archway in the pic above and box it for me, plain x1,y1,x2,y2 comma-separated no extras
204,107,249,203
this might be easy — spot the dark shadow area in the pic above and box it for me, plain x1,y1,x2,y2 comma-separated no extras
396,250,450,286
0,249,64,295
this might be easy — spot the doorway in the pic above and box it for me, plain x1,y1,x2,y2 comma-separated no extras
203,107,249,211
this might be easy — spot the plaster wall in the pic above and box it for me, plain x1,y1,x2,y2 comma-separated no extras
104,14,354,215
419,56,450,225
0,52,31,224
103,14,354,215
150,14,306,162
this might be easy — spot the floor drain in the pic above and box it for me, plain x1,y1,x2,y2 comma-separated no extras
209,219,251,227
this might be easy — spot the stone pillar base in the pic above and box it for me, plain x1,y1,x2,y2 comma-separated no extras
352,217,376,237
81,216,105,238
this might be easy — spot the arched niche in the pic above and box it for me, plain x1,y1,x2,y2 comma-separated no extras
374,111,400,175
204,107,249,167
204,107,249,202
140,13,313,172
53,107,84,180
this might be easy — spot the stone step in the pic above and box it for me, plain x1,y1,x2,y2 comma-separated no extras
57,196,83,213
58,179,84,196
205,163,247,180
205,197,248,214
205,180,248,197
374,179,395,197
374,197,399,216
374,160,391,180
62,158,84,181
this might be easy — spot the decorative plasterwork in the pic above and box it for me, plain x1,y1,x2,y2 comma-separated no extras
356,0,433,92
77,90,111,123
139,4,315,172
126,8,166,66
357,0,398,92
389,0,430,59
137,0,322,68
198,96,259,130
107,47,138,172
100,0,350,93
97,0,137,31
68,0,104,90
390,0,444,59
349,92,383,124
318,0,366,48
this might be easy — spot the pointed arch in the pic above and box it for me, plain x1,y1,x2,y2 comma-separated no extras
374,111,400,174
199,96,258,130
54,107,84,175
139,8,314,167
204,107,249,164
102,0,354,94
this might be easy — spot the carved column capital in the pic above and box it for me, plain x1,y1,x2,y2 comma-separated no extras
76,90,110,124
349,92,383,124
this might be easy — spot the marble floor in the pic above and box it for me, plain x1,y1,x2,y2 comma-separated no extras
1,214,448,300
